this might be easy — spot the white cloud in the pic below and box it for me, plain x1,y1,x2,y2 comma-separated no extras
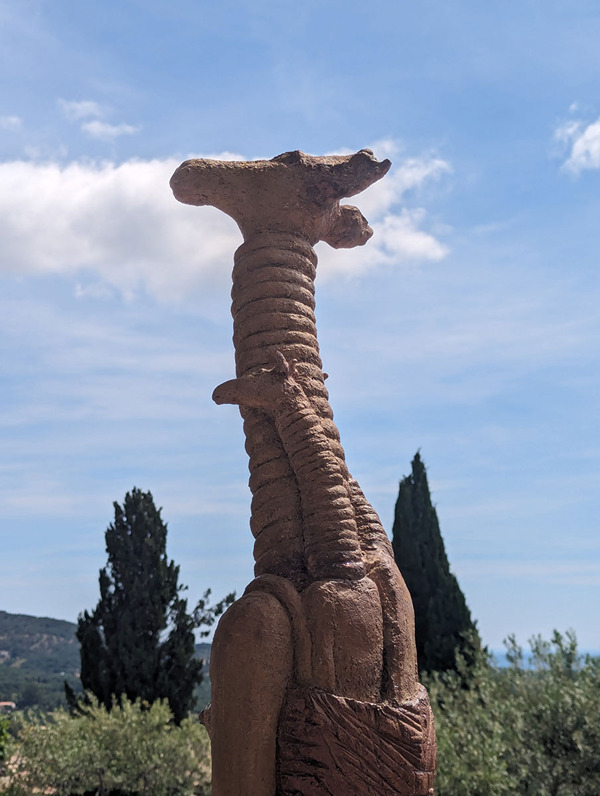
317,208,447,280
59,98,139,141
0,115,22,130
0,146,450,299
317,202,448,280
0,158,241,300
328,139,452,219
556,115,600,174
377,210,448,261
81,120,140,141
555,119,581,144
59,99,104,121
316,146,451,279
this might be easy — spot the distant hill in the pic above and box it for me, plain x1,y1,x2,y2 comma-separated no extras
0,610,212,712
0,611,79,674
0,610,80,710
194,642,212,709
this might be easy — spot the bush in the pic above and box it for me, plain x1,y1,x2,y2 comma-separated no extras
502,631,600,795
425,646,518,795
3,696,210,795
0,714,9,770
426,631,600,796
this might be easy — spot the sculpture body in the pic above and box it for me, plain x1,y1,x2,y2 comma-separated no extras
171,150,436,795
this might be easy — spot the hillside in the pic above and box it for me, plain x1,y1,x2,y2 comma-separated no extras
0,611,212,712
0,611,79,675
0,610,80,710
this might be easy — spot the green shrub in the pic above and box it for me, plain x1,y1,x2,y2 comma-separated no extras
3,696,210,795
427,631,600,796
0,714,9,770
425,646,518,795
502,631,600,795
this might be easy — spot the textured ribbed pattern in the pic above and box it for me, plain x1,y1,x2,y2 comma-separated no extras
272,384,366,581
231,231,393,588
277,685,436,795
232,233,347,586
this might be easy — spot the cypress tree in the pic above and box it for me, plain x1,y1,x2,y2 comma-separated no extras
391,452,480,675
75,488,233,723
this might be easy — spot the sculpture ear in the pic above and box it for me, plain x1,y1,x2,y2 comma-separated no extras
273,350,291,376
323,372,329,381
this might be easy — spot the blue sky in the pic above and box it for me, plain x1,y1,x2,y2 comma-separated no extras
1,0,599,652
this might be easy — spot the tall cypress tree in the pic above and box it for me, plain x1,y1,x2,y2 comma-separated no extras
391,452,480,675
75,488,233,723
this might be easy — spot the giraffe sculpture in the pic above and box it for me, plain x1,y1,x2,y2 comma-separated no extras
170,149,436,795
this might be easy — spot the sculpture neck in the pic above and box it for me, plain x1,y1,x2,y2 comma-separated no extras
231,232,321,379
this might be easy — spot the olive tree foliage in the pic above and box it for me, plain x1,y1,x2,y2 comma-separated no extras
427,630,600,796
0,714,9,770
2,696,210,796
74,488,234,724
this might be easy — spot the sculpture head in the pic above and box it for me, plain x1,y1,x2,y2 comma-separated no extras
171,148,391,248
212,352,300,411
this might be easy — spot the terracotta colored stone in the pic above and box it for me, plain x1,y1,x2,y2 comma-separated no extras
171,150,436,795
277,685,436,795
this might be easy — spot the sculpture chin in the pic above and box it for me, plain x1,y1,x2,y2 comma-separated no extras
321,205,373,249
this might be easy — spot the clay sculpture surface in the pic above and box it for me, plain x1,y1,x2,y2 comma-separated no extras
171,149,436,795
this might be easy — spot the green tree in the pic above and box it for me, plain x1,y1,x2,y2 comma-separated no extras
16,683,42,709
391,452,480,675
75,488,233,724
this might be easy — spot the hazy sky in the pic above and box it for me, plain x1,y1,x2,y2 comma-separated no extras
1,0,599,651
